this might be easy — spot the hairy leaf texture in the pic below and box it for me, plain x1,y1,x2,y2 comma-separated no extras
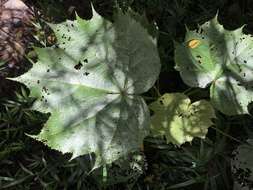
11,8,161,168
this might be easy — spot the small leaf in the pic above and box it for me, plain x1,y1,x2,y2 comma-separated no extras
149,93,215,146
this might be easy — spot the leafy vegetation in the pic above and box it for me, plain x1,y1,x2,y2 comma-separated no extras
1,0,253,190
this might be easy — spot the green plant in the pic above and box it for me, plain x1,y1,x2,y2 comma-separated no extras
3,1,253,189
175,15,253,115
9,7,161,168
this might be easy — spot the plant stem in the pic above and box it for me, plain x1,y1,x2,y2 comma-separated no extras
210,126,242,144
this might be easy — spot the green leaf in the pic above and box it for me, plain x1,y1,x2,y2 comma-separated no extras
10,8,160,168
149,93,215,146
210,76,253,116
175,15,253,115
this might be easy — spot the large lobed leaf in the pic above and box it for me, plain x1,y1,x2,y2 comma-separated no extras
175,15,253,115
10,8,161,168
149,93,215,145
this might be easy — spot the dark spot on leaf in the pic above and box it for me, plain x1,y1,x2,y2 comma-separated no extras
47,69,50,72
159,100,163,105
42,86,49,93
37,80,40,84
244,60,247,63
74,62,83,70
81,47,88,52
68,37,71,41
84,72,90,76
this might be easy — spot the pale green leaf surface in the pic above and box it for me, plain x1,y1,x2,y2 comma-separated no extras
210,76,253,115
10,8,160,167
174,16,223,88
175,15,253,115
149,93,215,146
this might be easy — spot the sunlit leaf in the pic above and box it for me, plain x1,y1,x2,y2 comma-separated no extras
175,14,253,115
10,7,161,168
149,93,215,145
